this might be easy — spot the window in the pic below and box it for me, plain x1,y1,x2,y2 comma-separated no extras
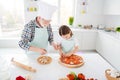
0,0,24,37
0,0,75,38
60,0,75,25
43,0,75,26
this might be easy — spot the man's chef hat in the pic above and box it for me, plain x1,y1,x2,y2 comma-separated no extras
38,1,57,20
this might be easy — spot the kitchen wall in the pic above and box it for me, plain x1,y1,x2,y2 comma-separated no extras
24,0,120,28
104,15,120,27
24,0,38,23
74,0,105,27
1,0,120,46
75,0,120,28
103,0,120,28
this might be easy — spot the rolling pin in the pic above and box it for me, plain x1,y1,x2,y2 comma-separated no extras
11,58,36,72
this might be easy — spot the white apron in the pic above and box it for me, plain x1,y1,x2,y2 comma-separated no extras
28,27,48,54
61,37,75,53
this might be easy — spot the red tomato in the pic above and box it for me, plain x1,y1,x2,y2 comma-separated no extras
67,74,75,80
78,73,85,80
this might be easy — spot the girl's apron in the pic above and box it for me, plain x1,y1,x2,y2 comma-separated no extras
27,27,48,54
61,37,75,53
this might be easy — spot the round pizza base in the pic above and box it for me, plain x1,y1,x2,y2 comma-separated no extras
37,56,52,65
59,60,84,68
58,55,84,68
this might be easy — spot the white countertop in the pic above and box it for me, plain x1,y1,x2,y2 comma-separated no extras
98,30,120,41
0,48,115,80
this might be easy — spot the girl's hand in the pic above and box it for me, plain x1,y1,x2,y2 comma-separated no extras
57,44,62,50
73,46,79,53
61,53,72,57
60,53,67,57
75,46,79,50
59,52,63,57
65,53,72,57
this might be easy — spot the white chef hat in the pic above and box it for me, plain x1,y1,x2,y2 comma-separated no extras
37,1,57,20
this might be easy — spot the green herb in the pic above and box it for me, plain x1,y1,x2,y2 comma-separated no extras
68,17,74,26
78,24,82,27
116,27,120,32
70,72,79,80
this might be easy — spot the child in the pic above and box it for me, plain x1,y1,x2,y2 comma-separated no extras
58,25,79,57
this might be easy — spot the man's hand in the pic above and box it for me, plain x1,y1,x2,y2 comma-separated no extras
52,42,59,50
39,48,47,55
29,46,47,55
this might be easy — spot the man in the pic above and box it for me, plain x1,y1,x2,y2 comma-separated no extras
19,1,58,54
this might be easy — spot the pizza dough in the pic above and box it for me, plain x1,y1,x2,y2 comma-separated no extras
59,54,84,68
37,56,52,64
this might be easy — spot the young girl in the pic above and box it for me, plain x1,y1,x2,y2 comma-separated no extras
58,25,79,57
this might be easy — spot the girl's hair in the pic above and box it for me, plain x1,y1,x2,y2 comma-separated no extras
59,25,73,36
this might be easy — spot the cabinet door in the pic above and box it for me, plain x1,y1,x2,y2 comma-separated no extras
82,31,97,50
73,31,83,51
73,30,97,50
96,32,120,71
96,32,104,53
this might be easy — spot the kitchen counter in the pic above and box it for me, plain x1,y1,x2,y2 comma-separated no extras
0,48,115,80
98,30,120,41
52,27,97,32
96,31,120,72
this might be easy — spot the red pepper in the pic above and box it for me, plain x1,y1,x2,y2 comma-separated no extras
16,76,25,80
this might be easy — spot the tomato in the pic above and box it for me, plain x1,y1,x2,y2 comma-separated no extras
78,73,85,80
61,54,83,65
67,74,75,80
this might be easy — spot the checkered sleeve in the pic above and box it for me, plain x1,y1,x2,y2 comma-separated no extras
18,21,35,50
47,25,54,45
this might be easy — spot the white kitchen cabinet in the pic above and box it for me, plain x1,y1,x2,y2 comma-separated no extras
82,31,97,50
96,31,120,71
73,29,97,51
104,0,120,15
73,30,83,50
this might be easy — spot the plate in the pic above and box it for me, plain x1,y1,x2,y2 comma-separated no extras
37,56,52,64
59,54,84,68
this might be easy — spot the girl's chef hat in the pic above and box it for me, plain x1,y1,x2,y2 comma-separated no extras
38,1,57,20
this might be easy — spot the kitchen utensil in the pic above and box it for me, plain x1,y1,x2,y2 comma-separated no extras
11,58,36,72
105,69,120,80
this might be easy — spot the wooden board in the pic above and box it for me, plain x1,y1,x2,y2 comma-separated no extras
37,56,52,65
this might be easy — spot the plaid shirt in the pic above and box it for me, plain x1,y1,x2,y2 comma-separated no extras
18,19,53,50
